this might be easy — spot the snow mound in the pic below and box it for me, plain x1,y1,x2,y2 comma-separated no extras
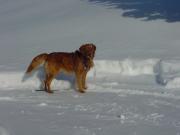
0,59,158,90
92,59,158,76
155,59,180,88
166,77,180,89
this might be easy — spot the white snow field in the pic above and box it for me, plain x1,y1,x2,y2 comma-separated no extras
0,0,180,135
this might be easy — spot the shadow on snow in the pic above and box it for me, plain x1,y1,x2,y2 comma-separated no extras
88,0,180,22
22,67,75,91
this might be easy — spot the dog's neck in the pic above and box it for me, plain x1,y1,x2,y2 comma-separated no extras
74,50,94,71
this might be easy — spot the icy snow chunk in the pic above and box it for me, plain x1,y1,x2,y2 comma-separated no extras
155,59,180,88
166,77,180,89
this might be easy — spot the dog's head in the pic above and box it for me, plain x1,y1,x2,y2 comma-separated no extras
79,43,96,59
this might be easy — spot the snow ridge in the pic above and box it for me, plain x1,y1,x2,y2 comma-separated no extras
0,58,180,90
93,59,158,75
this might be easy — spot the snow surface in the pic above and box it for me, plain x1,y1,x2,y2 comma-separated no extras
1,0,180,135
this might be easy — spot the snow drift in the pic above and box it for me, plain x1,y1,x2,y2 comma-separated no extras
2,58,180,91
93,59,157,75
155,59,180,89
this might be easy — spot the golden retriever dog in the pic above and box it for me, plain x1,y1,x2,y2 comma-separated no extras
26,43,96,93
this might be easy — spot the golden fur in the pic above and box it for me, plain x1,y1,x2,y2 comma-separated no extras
26,43,96,93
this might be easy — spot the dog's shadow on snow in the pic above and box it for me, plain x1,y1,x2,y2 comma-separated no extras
22,67,76,91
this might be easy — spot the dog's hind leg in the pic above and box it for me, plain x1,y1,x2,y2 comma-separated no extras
44,74,54,93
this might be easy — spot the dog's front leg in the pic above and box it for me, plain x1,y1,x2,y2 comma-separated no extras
82,71,88,90
75,72,85,93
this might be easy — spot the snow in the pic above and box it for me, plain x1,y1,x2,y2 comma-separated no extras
0,0,180,134
155,59,180,88
94,59,158,75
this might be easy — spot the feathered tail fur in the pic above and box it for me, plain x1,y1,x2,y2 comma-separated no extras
26,53,48,74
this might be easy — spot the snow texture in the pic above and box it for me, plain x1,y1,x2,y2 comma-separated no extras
0,0,180,135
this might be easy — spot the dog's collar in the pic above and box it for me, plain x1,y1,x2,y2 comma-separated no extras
74,50,93,70
86,55,92,59
75,50,92,60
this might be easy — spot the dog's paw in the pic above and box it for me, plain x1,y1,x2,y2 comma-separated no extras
79,89,86,93
45,90,54,94
83,86,88,90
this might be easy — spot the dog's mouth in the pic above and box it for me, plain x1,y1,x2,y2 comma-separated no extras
87,51,95,59
86,54,94,60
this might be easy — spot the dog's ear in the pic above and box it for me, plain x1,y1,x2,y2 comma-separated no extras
79,44,88,54
75,50,82,57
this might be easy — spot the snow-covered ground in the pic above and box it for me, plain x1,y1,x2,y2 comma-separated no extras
1,0,180,134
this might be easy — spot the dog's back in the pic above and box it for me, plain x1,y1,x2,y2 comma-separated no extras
45,52,82,74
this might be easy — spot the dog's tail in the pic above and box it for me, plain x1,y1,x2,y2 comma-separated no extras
26,53,48,74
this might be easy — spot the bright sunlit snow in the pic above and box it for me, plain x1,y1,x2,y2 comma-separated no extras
0,0,180,135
